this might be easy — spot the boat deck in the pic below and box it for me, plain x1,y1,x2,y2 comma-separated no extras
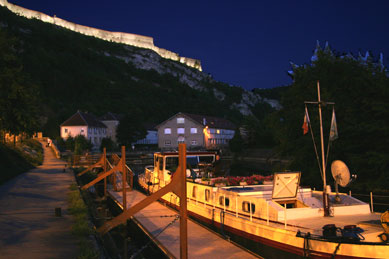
288,213,383,242
107,188,260,258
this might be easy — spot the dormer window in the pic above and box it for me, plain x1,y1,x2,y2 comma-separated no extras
177,117,185,124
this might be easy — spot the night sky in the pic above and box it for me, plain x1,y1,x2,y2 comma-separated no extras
8,0,389,90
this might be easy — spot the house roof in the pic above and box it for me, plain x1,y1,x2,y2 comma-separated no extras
156,112,236,130
99,112,123,121
61,111,107,128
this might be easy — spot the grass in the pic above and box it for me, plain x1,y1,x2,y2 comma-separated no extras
0,139,43,185
68,183,99,259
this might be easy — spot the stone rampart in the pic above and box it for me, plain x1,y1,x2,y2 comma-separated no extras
0,0,202,71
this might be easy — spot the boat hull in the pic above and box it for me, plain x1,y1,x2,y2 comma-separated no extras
138,176,388,259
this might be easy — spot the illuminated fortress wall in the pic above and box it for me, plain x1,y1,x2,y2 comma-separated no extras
0,0,202,71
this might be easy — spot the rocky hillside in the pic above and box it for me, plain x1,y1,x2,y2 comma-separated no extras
0,6,279,137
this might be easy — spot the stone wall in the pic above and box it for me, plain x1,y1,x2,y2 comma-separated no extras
0,0,202,71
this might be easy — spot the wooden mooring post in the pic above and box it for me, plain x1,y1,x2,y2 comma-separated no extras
98,144,188,259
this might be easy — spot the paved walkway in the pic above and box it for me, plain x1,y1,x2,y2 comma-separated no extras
0,141,78,259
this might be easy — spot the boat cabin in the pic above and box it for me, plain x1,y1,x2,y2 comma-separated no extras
146,151,217,184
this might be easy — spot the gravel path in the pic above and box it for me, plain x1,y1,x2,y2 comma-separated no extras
0,141,78,259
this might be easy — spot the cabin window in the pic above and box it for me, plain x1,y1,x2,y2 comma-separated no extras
199,155,215,163
164,140,171,146
166,157,178,172
64,128,68,133
177,117,185,124
242,201,256,213
205,189,210,202
191,140,197,145
190,128,197,134
164,128,171,134
219,196,230,207
158,157,163,171
216,129,220,134
192,186,197,198
177,128,185,134
81,128,84,133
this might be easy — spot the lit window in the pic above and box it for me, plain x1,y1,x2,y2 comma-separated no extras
164,128,171,134
242,201,256,213
190,128,197,134
177,128,185,134
178,136,185,144
177,117,185,124
216,129,220,134
164,140,171,146
191,140,197,146
205,189,210,202
192,186,197,198
219,196,230,207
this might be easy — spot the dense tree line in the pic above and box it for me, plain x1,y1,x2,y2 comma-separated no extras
266,49,389,191
0,29,40,143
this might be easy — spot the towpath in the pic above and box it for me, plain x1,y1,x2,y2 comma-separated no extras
0,141,78,259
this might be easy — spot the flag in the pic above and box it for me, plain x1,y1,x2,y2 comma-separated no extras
302,106,310,135
329,108,338,141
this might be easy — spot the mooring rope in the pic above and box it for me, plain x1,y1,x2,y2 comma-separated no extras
129,215,180,259
306,104,324,181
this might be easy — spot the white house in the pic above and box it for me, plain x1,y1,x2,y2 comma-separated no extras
60,111,107,148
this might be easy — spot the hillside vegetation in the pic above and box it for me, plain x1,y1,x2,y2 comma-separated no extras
0,6,273,138
0,139,43,184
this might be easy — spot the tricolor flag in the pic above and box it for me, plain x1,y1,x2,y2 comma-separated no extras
302,106,310,135
329,108,338,141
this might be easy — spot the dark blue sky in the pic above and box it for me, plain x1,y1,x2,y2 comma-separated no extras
10,0,389,89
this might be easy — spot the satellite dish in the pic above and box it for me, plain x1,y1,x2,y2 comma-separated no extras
331,160,350,187
331,160,351,203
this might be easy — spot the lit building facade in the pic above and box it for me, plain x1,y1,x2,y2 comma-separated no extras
156,112,235,150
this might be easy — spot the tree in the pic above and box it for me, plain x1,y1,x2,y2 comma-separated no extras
64,136,75,151
116,113,147,147
0,29,40,143
100,137,115,152
229,130,244,153
74,135,92,155
272,48,389,190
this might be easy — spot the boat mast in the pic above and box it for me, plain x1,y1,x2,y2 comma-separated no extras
317,81,330,216
305,81,334,216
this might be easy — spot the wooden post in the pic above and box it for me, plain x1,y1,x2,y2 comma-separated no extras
266,201,269,225
370,192,374,213
178,143,188,259
349,190,351,196
122,146,127,211
284,204,287,229
103,148,107,198
250,201,252,222
236,197,238,218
